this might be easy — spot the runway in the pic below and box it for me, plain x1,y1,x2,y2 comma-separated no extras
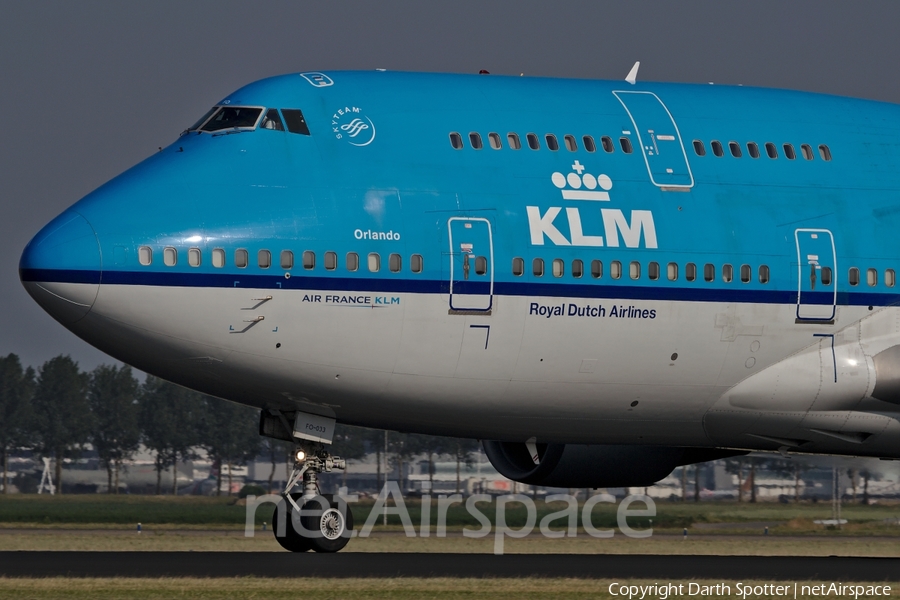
1,552,898,580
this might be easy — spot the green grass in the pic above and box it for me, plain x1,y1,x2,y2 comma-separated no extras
0,495,253,525
0,578,897,600
0,495,898,532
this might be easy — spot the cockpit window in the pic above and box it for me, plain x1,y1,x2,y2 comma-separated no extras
281,109,311,135
199,106,263,132
189,107,218,131
261,109,284,131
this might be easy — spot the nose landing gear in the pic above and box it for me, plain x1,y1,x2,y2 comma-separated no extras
272,444,353,553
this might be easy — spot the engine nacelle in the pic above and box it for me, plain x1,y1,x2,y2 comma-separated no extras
482,441,743,488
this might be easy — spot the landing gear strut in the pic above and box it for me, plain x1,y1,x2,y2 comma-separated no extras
272,443,353,553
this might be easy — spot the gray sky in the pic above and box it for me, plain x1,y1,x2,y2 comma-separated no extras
4,1,900,372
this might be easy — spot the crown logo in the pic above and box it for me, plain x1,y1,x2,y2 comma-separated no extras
551,161,612,201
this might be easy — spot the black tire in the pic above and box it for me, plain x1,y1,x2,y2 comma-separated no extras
272,493,354,553
300,494,354,553
272,493,312,552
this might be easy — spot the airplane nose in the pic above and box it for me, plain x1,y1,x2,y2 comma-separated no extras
19,211,102,324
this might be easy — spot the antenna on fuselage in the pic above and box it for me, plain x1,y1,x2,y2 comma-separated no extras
625,61,640,85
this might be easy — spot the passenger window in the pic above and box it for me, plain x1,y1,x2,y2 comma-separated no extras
648,261,660,281
164,247,177,267
281,109,310,135
619,138,633,153
667,262,678,281
821,267,832,286
759,265,770,284
572,259,584,278
848,267,859,286
346,252,359,272
552,258,564,277
686,263,697,282
260,108,284,131
711,141,724,157
704,264,715,282
765,142,778,159
488,132,502,150
411,254,423,273
867,268,877,286
235,249,248,268
740,264,751,283
533,258,544,277
601,136,614,153
211,248,225,268
474,256,487,275
188,247,201,267
258,250,271,269
747,142,760,159
527,133,540,150
818,144,832,161
582,136,596,153
611,260,622,280
368,253,380,272
693,140,706,156
325,251,337,270
469,133,483,150
138,246,152,266
886,269,896,287
390,253,402,273
281,250,294,270
629,261,640,280
545,134,559,151
728,142,742,158
722,264,733,282
302,251,314,270
564,135,577,152
507,133,521,150
512,257,524,276
783,143,796,160
801,144,814,160
591,260,603,279
449,132,463,149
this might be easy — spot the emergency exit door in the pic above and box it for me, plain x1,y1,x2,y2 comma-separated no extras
448,217,493,313
613,90,694,188
795,228,837,322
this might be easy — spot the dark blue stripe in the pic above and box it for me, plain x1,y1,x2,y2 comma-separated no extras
19,267,900,308
19,268,101,285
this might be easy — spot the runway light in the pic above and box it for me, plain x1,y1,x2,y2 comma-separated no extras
295,450,306,462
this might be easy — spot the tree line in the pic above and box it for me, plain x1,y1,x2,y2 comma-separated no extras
0,353,481,496
0,353,267,495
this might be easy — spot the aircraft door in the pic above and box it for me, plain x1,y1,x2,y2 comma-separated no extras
795,229,837,322
447,217,493,313
613,91,694,188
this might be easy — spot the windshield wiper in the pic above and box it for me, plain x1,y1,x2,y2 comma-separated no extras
211,128,247,137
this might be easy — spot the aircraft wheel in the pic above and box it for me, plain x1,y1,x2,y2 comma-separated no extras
272,493,353,553
272,493,312,552
301,494,353,553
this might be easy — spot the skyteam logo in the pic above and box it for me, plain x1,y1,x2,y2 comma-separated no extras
332,106,376,147
527,161,658,249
